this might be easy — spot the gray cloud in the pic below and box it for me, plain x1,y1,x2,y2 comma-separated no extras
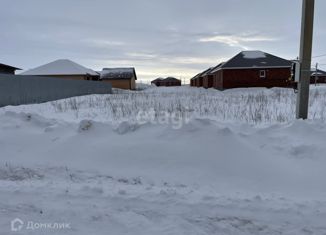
1,0,326,81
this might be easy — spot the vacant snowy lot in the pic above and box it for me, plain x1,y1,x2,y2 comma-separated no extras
1,86,326,234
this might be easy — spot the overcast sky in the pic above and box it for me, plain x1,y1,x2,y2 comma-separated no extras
1,0,326,81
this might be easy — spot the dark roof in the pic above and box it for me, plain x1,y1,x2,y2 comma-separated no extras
190,73,202,80
199,68,213,77
190,67,213,80
164,77,180,82
209,62,225,74
0,63,22,70
201,67,214,77
311,68,326,76
151,78,164,83
152,77,180,83
100,68,137,80
221,51,292,69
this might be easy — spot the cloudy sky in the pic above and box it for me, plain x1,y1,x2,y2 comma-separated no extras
1,0,326,81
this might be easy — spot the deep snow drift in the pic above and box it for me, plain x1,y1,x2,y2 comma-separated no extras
1,86,326,234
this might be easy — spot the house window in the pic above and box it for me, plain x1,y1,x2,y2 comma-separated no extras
260,70,266,78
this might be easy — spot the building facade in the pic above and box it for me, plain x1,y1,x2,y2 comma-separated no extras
191,51,293,90
151,77,181,87
100,68,137,90
311,69,326,84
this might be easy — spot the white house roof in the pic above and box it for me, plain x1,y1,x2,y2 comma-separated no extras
311,68,326,76
20,59,99,76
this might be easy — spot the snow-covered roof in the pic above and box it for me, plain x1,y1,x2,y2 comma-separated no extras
100,68,137,80
242,51,267,59
311,68,326,76
20,59,99,76
221,50,292,69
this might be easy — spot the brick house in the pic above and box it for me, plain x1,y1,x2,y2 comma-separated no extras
151,78,163,86
311,68,326,84
151,77,181,87
190,73,200,87
100,68,137,90
209,51,293,90
202,67,214,89
191,68,213,87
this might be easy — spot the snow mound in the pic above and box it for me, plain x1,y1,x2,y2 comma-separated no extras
78,120,93,132
3,111,56,128
114,121,140,134
2,87,326,234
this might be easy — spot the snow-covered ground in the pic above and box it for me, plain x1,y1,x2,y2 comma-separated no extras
2,85,326,125
1,86,326,234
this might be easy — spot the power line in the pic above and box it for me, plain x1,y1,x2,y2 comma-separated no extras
312,53,326,58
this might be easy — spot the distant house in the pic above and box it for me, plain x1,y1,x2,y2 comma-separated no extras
190,74,197,87
151,78,164,86
202,67,215,89
209,51,293,90
161,77,181,86
100,68,137,90
195,72,205,87
190,73,201,87
0,63,21,75
311,68,326,84
151,77,181,87
190,74,198,87
20,59,100,80
191,68,212,87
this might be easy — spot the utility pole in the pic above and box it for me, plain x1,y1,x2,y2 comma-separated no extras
296,0,315,119
314,63,318,86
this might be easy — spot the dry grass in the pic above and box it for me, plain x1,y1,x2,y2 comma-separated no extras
47,86,326,124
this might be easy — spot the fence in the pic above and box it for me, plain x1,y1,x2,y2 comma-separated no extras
0,74,112,107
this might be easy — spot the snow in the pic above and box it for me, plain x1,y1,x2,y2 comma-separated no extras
242,51,267,59
102,68,134,73
99,68,135,80
2,86,326,124
20,59,99,76
1,86,326,234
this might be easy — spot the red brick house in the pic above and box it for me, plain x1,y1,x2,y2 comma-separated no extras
151,78,163,86
151,77,181,87
195,72,204,87
190,73,200,87
311,69,326,84
202,67,214,89
209,51,293,90
190,76,196,86
190,68,212,87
